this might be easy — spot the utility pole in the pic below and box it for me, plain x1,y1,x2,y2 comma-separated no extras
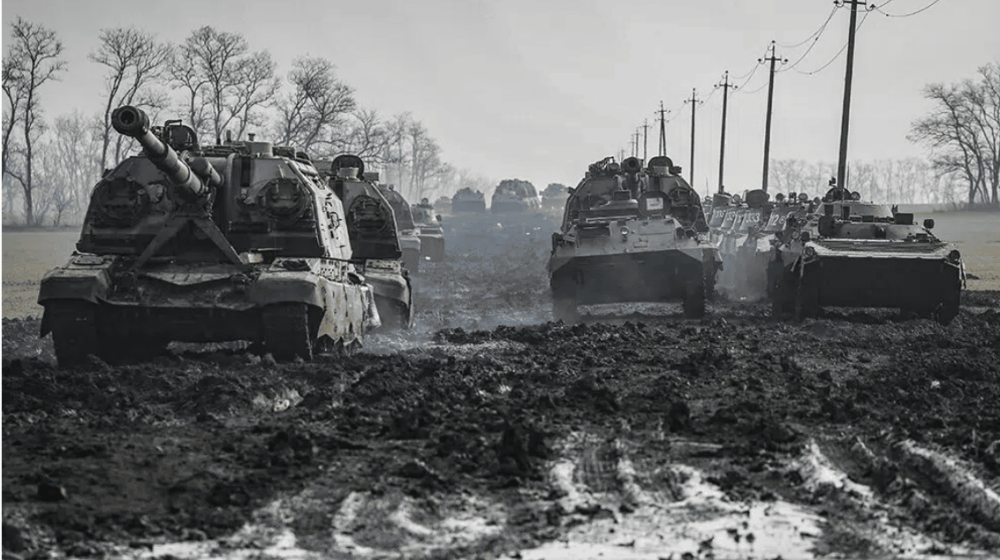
655,101,670,157
760,41,786,193
683,89,702,187
837,0,866,190
641,119,649,163
715,71,737,194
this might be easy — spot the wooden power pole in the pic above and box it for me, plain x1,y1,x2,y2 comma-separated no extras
683,89,702,186
655,101,670,157
760,41,786,193
837,0,866,190
716,71,737,194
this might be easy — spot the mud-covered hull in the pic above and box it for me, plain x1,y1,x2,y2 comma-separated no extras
491,199,540,214
548,218,719,321
360,259,413,330
549,249,708,305
39,255,375,365
802,242,962,310
397,234,422,273
452,199,486,213
418,233,445,262
773,240,963,323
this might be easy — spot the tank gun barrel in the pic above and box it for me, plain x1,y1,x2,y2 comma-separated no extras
111,105,221,201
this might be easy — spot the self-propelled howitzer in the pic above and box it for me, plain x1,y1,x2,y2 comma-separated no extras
39,106,379,367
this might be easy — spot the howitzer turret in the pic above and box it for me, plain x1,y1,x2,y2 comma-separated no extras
38,107,380,367
111,106,222,202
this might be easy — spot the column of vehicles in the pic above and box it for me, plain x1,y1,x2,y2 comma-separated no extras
547,158,964,325
38,106,423,368
702,179,964,324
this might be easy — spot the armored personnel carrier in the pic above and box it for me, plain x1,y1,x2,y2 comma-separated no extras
491,179,541,213
451,187,486,213
316,155,414,329
38,106,378,367
548,156,721,322
541,183,570,212
412,198,446,262
375,184,423,273
769,183,964,324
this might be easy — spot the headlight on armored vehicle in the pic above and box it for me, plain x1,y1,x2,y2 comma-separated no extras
804,246,817,259
948,249,961,263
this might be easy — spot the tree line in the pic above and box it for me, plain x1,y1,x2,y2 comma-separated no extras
4,17,997,226
2,19,493,226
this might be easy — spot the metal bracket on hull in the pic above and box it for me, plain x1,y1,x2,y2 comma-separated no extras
132,212,244,270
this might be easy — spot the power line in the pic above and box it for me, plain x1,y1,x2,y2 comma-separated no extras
740,80,771,95
779,6,841,73
776,4,841,49
871,0,942,17
790,9,872,76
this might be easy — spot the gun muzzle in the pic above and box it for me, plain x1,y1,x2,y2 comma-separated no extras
112,106,219,201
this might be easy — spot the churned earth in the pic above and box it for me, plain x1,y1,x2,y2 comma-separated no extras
3,211,1000,559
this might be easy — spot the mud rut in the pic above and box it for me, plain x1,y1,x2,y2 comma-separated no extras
3,212,1000,559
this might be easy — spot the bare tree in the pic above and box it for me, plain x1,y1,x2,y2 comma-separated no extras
910,62,1000,209
90,27,172,170
273,56,355,154
168,26,278,143
2,17,66,225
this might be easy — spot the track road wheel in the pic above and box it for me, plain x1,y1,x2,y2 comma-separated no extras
683,281,706,319
262,303,314,361
48,301,99,368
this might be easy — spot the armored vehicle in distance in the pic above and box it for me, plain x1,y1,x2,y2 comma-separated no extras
769,183,963,324
317,156,414,329
375,184,423,273
412,198,446,262
541,183,570,212
452,187,486,213
38,106,377,366
491,179,541,213
548,156,720,322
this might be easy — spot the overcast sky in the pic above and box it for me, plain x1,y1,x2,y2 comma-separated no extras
3,0,998,197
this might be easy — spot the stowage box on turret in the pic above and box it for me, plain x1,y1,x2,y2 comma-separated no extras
38,106,379,367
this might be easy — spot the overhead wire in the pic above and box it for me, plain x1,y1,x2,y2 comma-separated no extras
870,0,942,17
778,7,840,73
789,9,872,76
775,4,841,49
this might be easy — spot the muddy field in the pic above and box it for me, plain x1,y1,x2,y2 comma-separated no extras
3,211,1000,559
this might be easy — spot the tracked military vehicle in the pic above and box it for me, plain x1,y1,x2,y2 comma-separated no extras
375,184,422,273
451,187,486,213
317,156,414,329
548,156,721,322
412,198,446,262
38,106,378,367
542,183,570,213
491,179,541,213
769,183,964,324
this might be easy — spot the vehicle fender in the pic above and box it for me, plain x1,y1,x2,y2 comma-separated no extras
37,265,112,306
